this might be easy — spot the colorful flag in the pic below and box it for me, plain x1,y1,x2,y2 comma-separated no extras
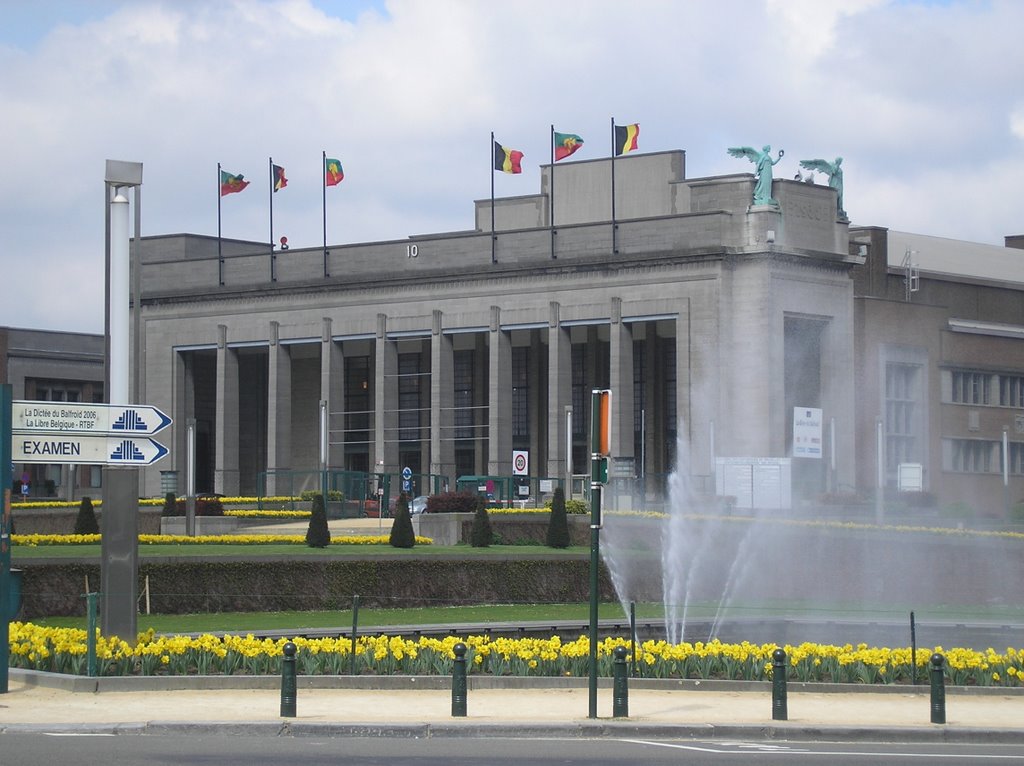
273,164,288,192
554,132,584,161
493,141,524,174
220,170,249,196
614,123,640,156
325,157,344,187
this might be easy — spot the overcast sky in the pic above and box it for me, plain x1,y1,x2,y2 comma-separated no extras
2,0,1022,334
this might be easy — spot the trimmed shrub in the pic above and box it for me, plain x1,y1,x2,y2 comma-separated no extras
389,492,416,549
300,489,343,501
470,504,493,548
73,496,99,535
305,493,331,548
426,491,481,514
546,487,571,549
165,497,225,517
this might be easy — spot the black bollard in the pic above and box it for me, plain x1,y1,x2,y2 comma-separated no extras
613,645,629,718
929,652,946,724
280,641,297,718
451,642,467,717
771,648,788,721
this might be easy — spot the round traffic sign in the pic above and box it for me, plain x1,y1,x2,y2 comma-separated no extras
402,466,412,480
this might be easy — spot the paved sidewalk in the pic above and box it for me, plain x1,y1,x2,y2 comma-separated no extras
3,672,1024,741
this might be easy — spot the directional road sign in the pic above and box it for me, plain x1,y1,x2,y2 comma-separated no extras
12,434,170,466
12,401,172,436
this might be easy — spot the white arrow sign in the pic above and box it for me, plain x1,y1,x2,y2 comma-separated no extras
12,401,172,436
12,434,170,466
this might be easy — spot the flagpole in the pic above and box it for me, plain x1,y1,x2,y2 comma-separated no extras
322,151,329,278
490,131,496,264
217,162,224,286
611,118,618,255
550,125,556,260
268,156,276,282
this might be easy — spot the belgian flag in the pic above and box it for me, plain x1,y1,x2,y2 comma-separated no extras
613,123,640,156
494,141,524,174
272,164,288,192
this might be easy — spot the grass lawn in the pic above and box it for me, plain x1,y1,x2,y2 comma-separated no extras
30,602,666,634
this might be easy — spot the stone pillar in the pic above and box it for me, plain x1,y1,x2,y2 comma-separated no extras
487,306,512,476
609,298,635,464
214,324,240,495
546,302,572,482
172,350,191,491
321,318,344,470
431,310,455,487
374,313,399,474
266,321,292,496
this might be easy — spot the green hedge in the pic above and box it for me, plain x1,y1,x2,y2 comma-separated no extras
16,558,620,617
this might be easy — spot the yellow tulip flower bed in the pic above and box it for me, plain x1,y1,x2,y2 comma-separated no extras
11,533,432,547
223,510,311,519
6,622,1023,685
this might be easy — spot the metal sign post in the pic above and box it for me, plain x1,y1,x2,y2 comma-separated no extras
588,389,611,719
1,384,13,693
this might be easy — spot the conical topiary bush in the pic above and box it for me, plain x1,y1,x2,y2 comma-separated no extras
73,496,100,535
305,493,331,548
546,486,571,548
389,492,416,548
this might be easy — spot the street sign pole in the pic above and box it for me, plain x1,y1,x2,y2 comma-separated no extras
588,389,611,719
1,384,13,693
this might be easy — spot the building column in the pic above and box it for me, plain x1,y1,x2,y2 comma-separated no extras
609,298,635,467
546,301,572,484
527,330,544,479
170,349,196,498
321,318,344,471
374,313,399,474
487,306,512,476
266,321,292,496
214,324,240,495
430,310,455,487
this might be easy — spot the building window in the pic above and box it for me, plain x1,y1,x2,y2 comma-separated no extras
1008,441,1024,476
454,350,475,440
885,362,919,470
572,344,585,438
999,375,1024,409
398,353,425,443
33,381,85,402
344,356,371,446
950,370,992,405
943,438,998,473
511,346,529,438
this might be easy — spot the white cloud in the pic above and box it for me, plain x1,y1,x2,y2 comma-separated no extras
1,0,1022,333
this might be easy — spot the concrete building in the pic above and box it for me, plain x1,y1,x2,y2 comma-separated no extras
131,150,1024,518
0,326,104,498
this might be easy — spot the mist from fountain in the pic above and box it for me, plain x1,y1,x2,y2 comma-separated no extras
598,429,1024,651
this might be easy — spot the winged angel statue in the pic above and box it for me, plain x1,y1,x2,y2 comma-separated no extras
799,157,845,218
727,144,784,206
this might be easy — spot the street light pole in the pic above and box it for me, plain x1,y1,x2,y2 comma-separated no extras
102,160,143,642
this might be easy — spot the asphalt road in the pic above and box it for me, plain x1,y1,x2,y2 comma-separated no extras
3,734,1024,766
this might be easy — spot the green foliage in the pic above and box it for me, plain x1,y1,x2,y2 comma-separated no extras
73,496,99,535
426,491,481,513
165,497,225,517
470,504,493,547
162,492,177,517
389,492,416,549
565,499,588,515
300,489,343,501
546,487,571,549
305,493,331,548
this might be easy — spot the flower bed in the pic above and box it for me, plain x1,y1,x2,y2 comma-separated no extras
6,623,1022,686
12,533,431,547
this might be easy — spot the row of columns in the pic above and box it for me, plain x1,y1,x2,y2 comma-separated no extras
192,299,680,497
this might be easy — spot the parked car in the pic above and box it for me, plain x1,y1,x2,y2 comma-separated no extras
410,496,428,515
